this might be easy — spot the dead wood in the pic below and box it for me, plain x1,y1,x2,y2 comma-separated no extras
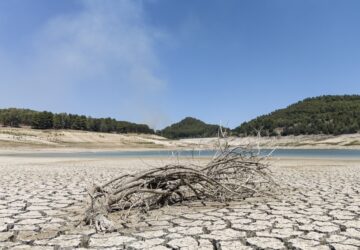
84,139,276,232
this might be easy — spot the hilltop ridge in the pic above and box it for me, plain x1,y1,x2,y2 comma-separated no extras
160,117,221,139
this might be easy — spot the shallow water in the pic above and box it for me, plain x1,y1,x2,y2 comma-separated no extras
1,148,360,159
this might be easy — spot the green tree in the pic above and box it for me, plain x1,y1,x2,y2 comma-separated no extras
31,111,54,129
71,116,87,130
53,114,64,129
1,111,20,127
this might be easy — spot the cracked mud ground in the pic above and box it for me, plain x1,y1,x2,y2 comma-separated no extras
0,157,359,250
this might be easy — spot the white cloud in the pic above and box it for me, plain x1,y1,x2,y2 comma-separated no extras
0,0,167,127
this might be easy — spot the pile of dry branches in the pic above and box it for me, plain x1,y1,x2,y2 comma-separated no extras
84,141,275,232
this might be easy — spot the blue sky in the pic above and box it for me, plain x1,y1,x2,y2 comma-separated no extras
0,0,359,129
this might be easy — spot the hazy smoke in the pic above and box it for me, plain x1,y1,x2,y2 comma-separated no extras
0,0,168,128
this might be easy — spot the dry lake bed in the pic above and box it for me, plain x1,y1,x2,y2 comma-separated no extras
0,154,359,250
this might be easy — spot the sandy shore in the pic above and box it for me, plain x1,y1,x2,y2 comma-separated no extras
0,155,359,249
1,127,360,153
180,134,360,150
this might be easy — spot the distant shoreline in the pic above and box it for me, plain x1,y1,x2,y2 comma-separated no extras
1,148,360,161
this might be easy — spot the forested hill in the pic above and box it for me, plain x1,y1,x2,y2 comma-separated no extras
0,108,154,134
160,117,220,139
234,95,360,136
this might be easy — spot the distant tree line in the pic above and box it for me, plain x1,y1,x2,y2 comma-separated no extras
2,95,360,138
233,95,360,136
0,108,154,134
